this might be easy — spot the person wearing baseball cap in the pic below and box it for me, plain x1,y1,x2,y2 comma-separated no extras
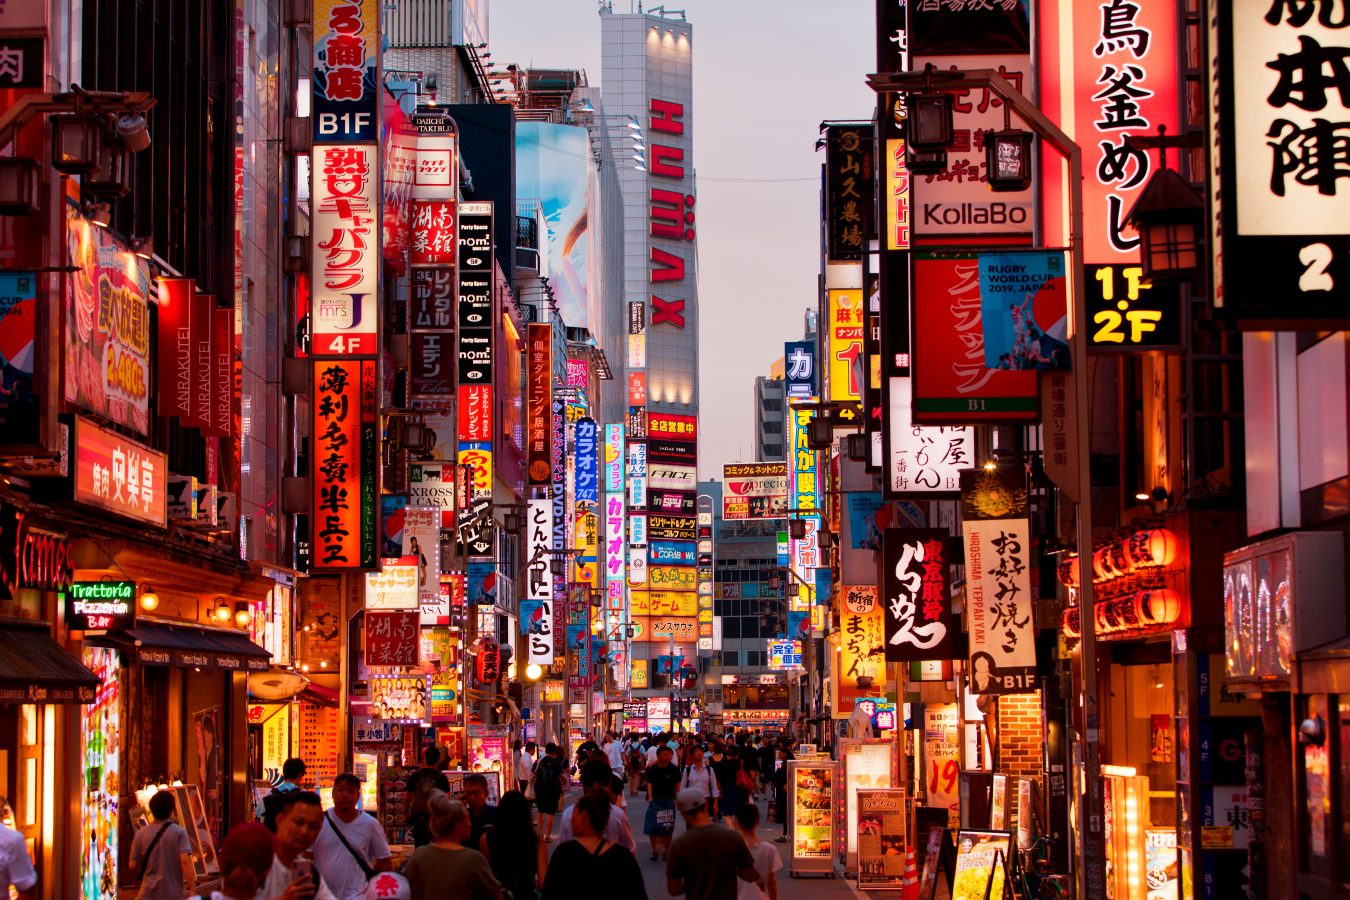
666,788,760,900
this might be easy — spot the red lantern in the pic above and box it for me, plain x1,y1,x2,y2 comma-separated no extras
1063,606,1081,638
1058,557,1080,588
1137,589,1182,627
1123,529,1179,571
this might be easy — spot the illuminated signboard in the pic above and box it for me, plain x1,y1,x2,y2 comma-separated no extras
604,424,625,493
65,580,135,630
828,289,864,408
881,529,954,661
575,418,599,505
526,323,553,485
410,200,456,267
647,413,696,442
722,462,788,520
310,144,379,355
524,498,555,666
768,639,803,669
311,359,377,569
311,0,379,142
1086,265,1182,350
72,416,168,528
824,124,874,262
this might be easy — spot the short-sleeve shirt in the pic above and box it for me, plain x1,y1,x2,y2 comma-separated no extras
0,824,36,893
667,822,755,900
404,846,500,900
313,811,391,900
736,841,783,900
646,763,681,801
262,855,338,900
129,820,193,899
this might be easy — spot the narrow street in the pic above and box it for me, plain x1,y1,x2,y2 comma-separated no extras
552,786,870,900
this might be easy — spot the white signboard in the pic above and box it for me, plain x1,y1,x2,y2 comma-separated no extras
310,144,379,354
648,463,697,492
963,512,1037,694
365,563,419,610
627,442,648,508
887,376,975,494
525,498,554,666
401,506,441,616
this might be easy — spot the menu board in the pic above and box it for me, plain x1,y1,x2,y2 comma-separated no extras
298,701,341,789
1145,828,1179,900
856,789,908,890
840,738,894,871
379,765,420,845
789,761,834,867
952,829,1012,900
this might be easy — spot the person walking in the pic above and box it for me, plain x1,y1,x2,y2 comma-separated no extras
478,791,547,900
679,745,720,821
513,740,536,797
666,788,760,900
734,805,782,900
643,743,680,861
462,773,498,850
404,792,501,900
557,759,637,851
262,790,339,899
313,773,392,900
542,790,647,900
189,822,274,900
712,744,744,825
0,820,36,900
263,758,307,832
127,790,196,899
533,742,567,842
625,734,645,796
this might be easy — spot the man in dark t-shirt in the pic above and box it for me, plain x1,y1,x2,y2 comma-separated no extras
644,745,682,860
667,788,759,900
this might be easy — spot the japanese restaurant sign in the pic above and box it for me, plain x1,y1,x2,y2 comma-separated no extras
884,376,974,497
410,200,456,267
73,417,167,527
525,498,555,666
310,145,379,355
827,289,864,406
410,268,455,397
526,323,553,485
66,581,135,631
1039,0,1179,263
837,585,886,714
881,528,954,661
311,0,379,143
456,203,494,383
1209,0,1350,323
910,254,1038,423
647,413,697,442
824,124,873,262
960,467,1036,694
312,359,377,570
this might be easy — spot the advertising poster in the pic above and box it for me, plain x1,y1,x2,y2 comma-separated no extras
978,251,1070,370
960,468,1037,693
910,255,1038,424
1146,828,1179,899
466,561,496,606
842,740,895,871
65,208,152,435
881,528,954,661
824,124,874,262
924,704,961,826
0,272,37,443
192,707,224,848
952,830,1013,900
845,492,887,550
857,789,908,889
721,462,788,520
790,762,834,864
515,123,592,330
81,646,119,900
526,322,553,485
401,506,440,613
466,724,511,783
883,376,975,496
369,676,428,721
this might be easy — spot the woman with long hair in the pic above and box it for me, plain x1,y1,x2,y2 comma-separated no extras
542,789,646,900
479,790,547,900
404,792,501,900
188,822,272,900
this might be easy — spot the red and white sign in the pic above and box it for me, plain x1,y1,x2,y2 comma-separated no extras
365,558,419,610
156,278,194,424
458,384,493,443
365,610,420,667
311,144,379,355
411,199,457,267
73,416,168,528
627,371,647,407
647,413,697,442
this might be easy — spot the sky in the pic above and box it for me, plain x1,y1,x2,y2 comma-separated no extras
489,0,876,479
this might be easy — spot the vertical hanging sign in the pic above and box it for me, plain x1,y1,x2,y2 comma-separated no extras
526,323,553,485
312,359,377,570
311,0,380,355
524,497,554,666
960,467,1036,693
880,528,954,661
824,124,874,262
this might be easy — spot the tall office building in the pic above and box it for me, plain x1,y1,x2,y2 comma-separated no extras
753,376,787,462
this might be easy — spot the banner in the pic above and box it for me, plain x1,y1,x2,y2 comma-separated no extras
785,340,816,399
575,418,599,504
526,323,552,484
881,529,954,662
884,376,974,496
924,704,961,826
312,359,377,569
525,498,554,665
857,789,909,889
837,585,885,715
911,254,1037,423
722,462,788,520
366,611,420,667
824,125,874,262
960,468,1036,693
365,559,418,610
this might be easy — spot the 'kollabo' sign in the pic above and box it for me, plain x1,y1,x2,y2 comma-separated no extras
65,580,136,630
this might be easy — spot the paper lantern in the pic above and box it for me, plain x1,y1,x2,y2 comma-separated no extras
1137,589,1182,627
1058,557,1080,588
1063,606,1081,638
1123,529,1179,571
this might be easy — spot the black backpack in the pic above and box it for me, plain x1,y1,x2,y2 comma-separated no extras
536,756,563,792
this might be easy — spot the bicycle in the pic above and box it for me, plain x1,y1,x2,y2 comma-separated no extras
1017,834,1071,900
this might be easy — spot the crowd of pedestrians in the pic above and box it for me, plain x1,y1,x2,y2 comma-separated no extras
153,729,798,900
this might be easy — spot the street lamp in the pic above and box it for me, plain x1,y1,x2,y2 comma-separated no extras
906,91,955,151
868,66,1104,899
985,129,1035,193
1126,166,1204,282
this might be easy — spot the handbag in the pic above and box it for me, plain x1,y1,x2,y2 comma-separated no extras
524,770,537,800
736,768,756,793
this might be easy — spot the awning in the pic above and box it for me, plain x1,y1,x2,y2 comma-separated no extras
89,623,272,672
299,682,340,708
0,618,101,704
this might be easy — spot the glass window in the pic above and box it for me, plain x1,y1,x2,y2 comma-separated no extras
748,650,766,666
723,618,741,638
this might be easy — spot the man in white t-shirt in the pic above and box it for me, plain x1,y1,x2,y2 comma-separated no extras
679,745,720,820
263,791,338,900
515,741,537,795
603,731,625,779
313,775,392,900
0,822,36,900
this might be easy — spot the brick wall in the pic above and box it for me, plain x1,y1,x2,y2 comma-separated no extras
998,691,1044,828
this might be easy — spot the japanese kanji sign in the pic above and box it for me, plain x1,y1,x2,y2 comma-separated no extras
312,0,379,143
824,124,874,261
525,498,555,666
310,144,379,355
311,359,377,570
960,467,1036,694
575,418,599,504
884,376,974,497
1040,0,1180,262
73,416,168,528
785,341,817,399
1210,0,1350,323
828,289,865,407
365,611,420,668
838,585,886,714
527,323,553,485
881,529,954,662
